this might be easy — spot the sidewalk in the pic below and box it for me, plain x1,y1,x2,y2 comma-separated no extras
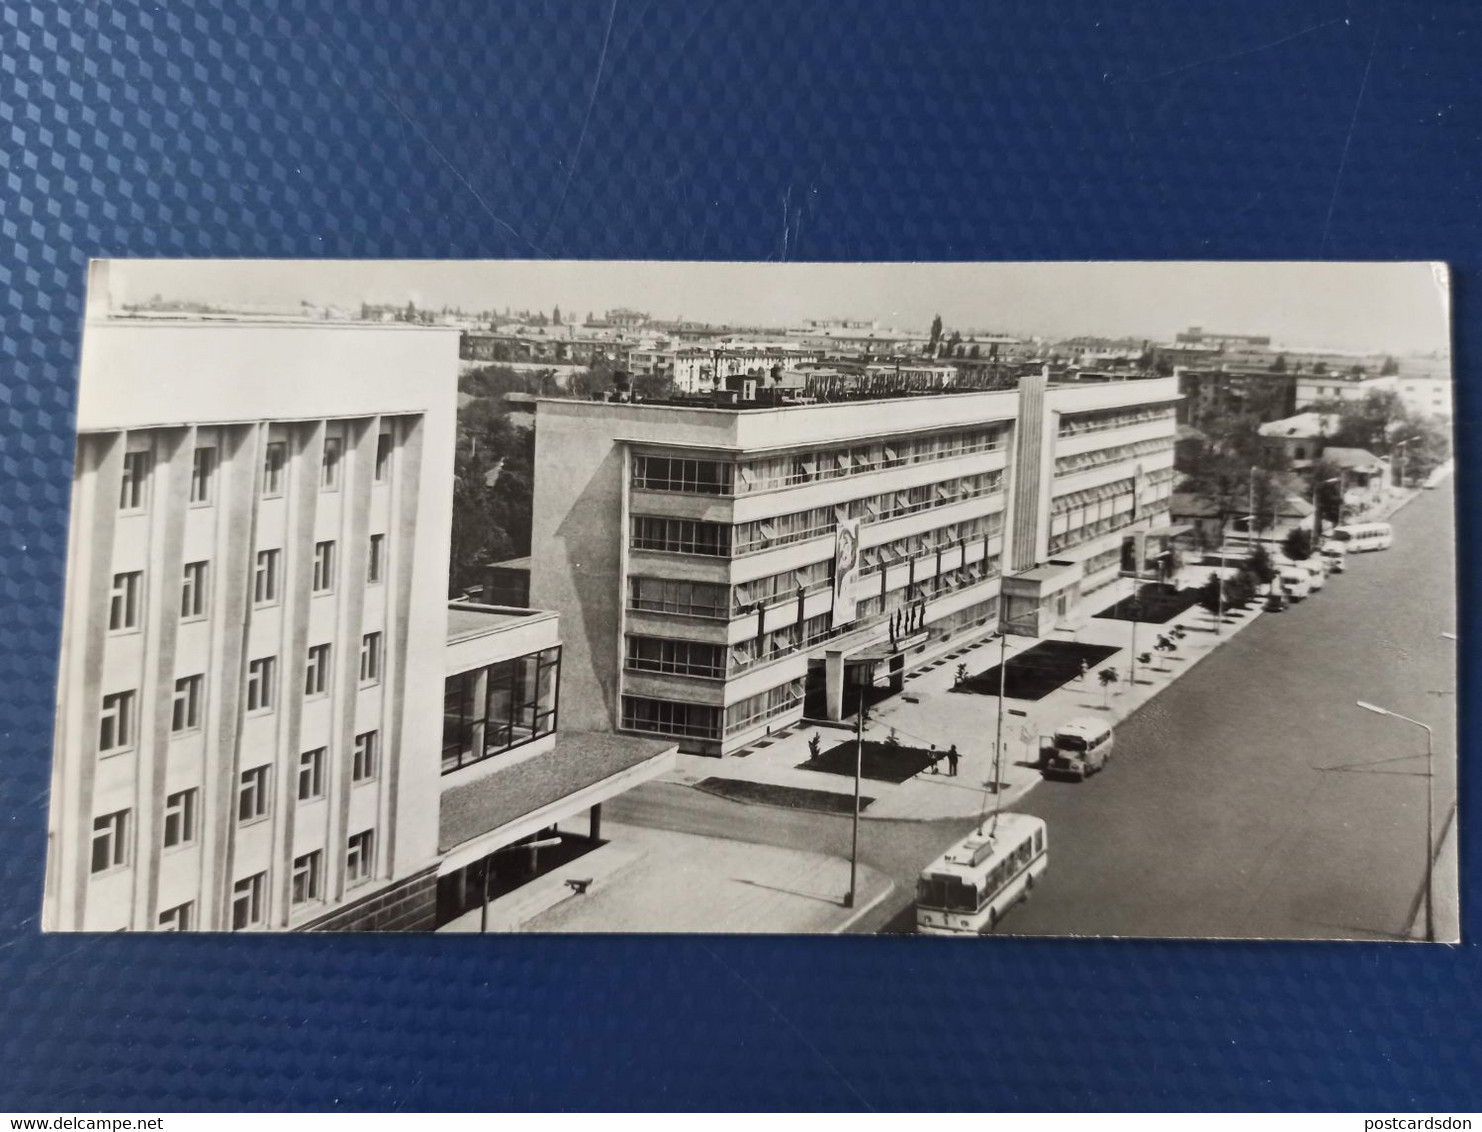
665,576,1267,821
442,820,892,933
1408,803,1460,944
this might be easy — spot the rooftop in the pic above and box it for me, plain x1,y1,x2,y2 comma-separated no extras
446,601,554,644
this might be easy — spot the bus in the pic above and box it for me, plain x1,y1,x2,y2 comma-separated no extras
916,813,1048,935
1329,522,1393,552
1043,716,1114,780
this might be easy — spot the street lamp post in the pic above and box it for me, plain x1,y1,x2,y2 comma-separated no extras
844,682,866,909
1355,700,1436,942
1312,476,1338,550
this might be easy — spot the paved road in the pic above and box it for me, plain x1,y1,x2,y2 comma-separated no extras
603,781,977,935
1004,481,1457,940
610,481,1456,940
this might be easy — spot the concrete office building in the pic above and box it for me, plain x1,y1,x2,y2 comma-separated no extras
44,268,675,932
529,370,1179,756
44,286,461,932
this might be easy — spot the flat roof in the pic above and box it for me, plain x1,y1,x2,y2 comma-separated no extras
446,602,554,644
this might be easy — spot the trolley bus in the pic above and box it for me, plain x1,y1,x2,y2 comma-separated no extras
916,813,1048,935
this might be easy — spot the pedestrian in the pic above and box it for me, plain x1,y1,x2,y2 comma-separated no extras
946,744,960,777
929,743,939,774
1079,659,1089,683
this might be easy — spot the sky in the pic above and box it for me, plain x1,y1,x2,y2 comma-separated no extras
105,259,1452,355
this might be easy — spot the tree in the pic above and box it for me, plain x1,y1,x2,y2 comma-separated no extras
1282,527,1314,561
928,314,943,355
552,305,562,325
1098,667,1119,708
586,311,595,325
946,331,962,357
1313,361,1329,375
1198,572,1226,619
1269,353,1287,373
968,343,981,359
1381,355,1400,376
1246,544,1277,588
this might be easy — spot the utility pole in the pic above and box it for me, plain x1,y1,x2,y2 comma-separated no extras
845,683,864,909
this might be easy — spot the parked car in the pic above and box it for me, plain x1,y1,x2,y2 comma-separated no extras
1265,592,1288,612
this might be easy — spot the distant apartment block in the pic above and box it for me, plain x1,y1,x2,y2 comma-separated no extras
528,371,1180,756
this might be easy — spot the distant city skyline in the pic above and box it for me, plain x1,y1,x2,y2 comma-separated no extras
105,260,1451,356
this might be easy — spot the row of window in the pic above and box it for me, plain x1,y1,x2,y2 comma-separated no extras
1053,437,1174,477
98,634,383,755
631,428,1011,499
119,431,394,515
625,636,726,680
1047,501,1171,557
619,679,806,742
1056,404,1175,439
94,780,379,924
626,513,1003,631
631,474,1005,562
441,648,561,774
108,535,386,635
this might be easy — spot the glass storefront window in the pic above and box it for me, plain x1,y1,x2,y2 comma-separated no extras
441,646,561,774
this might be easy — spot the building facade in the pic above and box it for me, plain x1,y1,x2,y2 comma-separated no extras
44,301,460,932
528,371,1179,756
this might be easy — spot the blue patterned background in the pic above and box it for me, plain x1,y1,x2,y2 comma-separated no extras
1,0,1477,1111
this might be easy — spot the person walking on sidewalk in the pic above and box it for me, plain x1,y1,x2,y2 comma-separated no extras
929,743,940,774
946,744,960,776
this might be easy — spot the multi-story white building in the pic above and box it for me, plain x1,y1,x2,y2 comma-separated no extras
44,285,460,932
44,266,675,932
528,370,1179,756
1293,371,1398,408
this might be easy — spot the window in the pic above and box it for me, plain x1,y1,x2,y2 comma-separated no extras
441,647,561,773
262,441,287,497
291,850,323,905
352,730,379,782
620,695,721,741
98,690,135,754
162,788,198,848
625,636,726,679
627,576,729,619
374,432,393,482
189,446,216,504
345,829,374,886
630,516,731,557
158,902,194,931
90,809,131,873
359,632,382,684
231,872,266,930
254,549,280,605
119,450,150,511
312,541,336,593
298,747,326,801
246,657,276,713
237,764,271,823
109,571,143,632
367,534,385,584
304,644,331,696
632,455,733,495
321,436,342,490
171,674,204,732
180,561,209,619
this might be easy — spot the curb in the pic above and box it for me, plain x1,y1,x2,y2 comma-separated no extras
833,876,896,934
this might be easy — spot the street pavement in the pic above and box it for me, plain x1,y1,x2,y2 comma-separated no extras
507,820,893,934
1004,478,1457,941
660,567,1262,821
605,480,1456,940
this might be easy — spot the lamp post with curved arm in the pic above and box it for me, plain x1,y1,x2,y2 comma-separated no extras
1356,700,1435,942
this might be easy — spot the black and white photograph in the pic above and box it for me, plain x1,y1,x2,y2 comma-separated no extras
45,258,1457,940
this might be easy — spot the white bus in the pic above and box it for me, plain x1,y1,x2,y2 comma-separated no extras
916,813,1048,935
1330,522,1393,552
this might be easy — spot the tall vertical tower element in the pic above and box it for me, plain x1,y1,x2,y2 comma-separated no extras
43,267,460,932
